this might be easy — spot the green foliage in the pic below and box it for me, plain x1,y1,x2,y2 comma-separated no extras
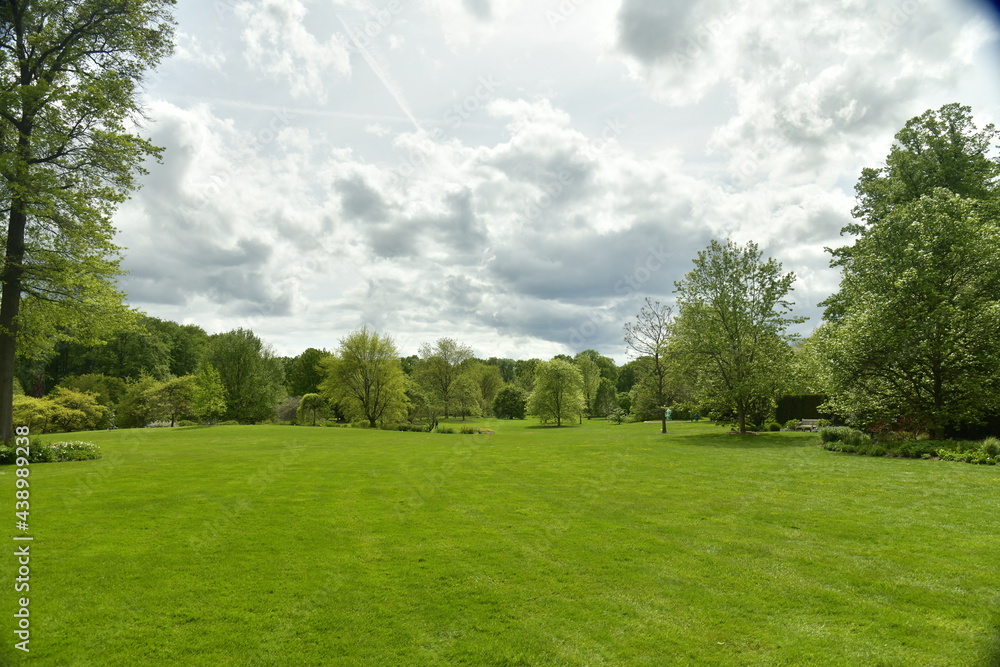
58,374,128,408
116,374,163,429
149,375,196,427
205,329,284,424
936,438,1000,465
193,363,227,425
775,394,831,423
528,358,584,426
320,327,409,428
48,387,109,432
673,240,802,434
13,396,58,434
608,407,627,425
492,385,527,420
297,393,326,426
764,422,781,432
286,348,331,397
784,419,800,430
450,372,484,420
0,440,101,464
822,105,1000,439
624,298,674,428
415,338,473,417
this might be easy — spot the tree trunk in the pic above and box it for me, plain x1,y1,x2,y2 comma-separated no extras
0,205,28,444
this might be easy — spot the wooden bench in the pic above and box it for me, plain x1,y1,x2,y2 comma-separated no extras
796,419,820,432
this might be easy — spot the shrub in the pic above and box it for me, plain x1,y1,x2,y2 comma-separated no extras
217,420,240,426
436,426,455,434
745,423,758,432
784,419,799,430
765,422,781,432
608,407,627,425
459,426,477,434
981,437,1000,458
0,440,101,464
177,420,198,427
937,437,1000,465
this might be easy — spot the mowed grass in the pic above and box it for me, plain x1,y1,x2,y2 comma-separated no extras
1,420,998,666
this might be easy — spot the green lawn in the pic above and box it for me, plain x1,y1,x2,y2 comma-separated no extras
1,420,998,665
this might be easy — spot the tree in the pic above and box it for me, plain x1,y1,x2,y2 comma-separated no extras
0,1,176,442
298,392,325,426
319,326,408,428
460,361,503,416
58,373,127,409
205,329,285,423
819,104,1000,438
673,240,802,434
116,373,163,429
415,337,473,417
286,348,330,397
624,297,673,433
150,375,196,427
193,363,226,425
594,377,618,418
528,358,584,426
820,191,1000,437
575,353,601,419
493,385,527,419
450,373,482,421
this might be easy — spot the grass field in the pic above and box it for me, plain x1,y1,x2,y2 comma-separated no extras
1,419,998,665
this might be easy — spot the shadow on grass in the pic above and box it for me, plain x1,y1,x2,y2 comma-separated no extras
524,424,582,430
671,432,817,449
979,611,1000,667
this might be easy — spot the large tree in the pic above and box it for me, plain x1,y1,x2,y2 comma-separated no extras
0,1,175,442
205,328,285,424
415,337,472,417
820,104,1000,437
673,240,802,434
821,191,1000,437
319,326,408,428
624,297,673,433
528,358,584,426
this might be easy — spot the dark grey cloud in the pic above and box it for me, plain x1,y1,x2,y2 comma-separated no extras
616,0,703,63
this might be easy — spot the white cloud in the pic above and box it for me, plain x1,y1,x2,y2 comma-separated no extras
236,0,351,102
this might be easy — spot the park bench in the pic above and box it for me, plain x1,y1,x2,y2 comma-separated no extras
796,419,820,432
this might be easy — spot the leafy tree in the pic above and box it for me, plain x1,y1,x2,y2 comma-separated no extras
12,394,56,433
48,387,108,432
513,358,540,393
116,374,163,429
404,377,439,427
298,393,325,426
485,357,516,384
193,363,227,425
206,329,285,424
150,375,196,427
319,326,408,428
58,373,127,409
820,191,1000,437
528,358,584,426
461,361,504,416
450,373,482,421
493,385,527,419
594,377,618,418
415,337,473,417
820,104,1000,438
624,297,674,433
673,240,802,434
616,359,640,393
575,353,601,419
275,395,301,423
0,1,176,442
576,349,618,384
286,348,330,397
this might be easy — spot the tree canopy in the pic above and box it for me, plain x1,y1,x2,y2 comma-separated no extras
0,0,176,441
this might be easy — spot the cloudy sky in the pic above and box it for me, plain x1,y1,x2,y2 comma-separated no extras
117,0,1000,362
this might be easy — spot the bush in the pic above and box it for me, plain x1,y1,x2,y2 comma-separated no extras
937,437,1000,465
745,423,758,432
0,440,101,464
217,420,240,426
493,385,528,420
177,420,198,427
764,422,781,432
784,419,799,430
436,426,455,434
